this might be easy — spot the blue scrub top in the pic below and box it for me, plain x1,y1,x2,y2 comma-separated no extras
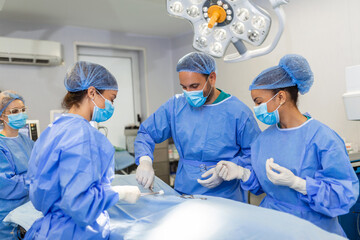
0,132,34,239
242,118,359,237
135,94,261,202
25,114,118,240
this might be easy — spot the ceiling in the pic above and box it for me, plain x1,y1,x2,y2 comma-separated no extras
0,0,272,38
0,0,193,38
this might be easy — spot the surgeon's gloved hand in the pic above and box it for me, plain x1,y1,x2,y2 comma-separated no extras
266,158,307,195
215,161,251,182
197,168,223,189
112,185,141,204
136,156,155,189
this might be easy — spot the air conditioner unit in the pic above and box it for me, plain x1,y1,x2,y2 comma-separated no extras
0,37,63,66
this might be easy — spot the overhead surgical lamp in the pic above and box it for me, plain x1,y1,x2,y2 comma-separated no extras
166,0,289,62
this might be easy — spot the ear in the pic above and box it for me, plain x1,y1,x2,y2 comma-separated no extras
209,72,216,86
87,86,96,100
278,90,287,104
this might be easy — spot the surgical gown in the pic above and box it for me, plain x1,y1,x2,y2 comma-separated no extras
0,133,33,240
135,94,261,201
242,118,359,236
25,114,119,240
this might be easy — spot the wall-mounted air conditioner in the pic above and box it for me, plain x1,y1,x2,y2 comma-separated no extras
0,37,63,66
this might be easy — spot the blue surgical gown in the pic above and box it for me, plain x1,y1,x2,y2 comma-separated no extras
0,133,33,240
242,118,359,236
135,94,261,201
25,114,119,240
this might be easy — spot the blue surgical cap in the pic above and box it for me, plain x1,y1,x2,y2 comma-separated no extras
176,52,216,75
64,61,118,92
249,54,314,94
0,90,25,115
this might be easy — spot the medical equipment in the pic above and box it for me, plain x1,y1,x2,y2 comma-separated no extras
199,164,216,172
141,190,165,197
166,0,289,62
180,194,207,200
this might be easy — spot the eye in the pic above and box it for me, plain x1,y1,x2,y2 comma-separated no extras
10,109,20,114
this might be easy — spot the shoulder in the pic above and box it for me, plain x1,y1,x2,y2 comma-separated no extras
219,96,255,120
18,132,34,146
42,115,108,147
157,94,187,114
307,119,345,148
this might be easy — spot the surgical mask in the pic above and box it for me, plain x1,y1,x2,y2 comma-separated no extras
5,112,28,129
91,91,114,122
254,93,283,125
183,78,212,107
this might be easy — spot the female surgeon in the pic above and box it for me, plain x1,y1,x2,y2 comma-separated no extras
215,54,359,237
0,91,33,239
25,62,141,240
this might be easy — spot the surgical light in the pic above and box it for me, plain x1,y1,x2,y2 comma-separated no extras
167,0,289,62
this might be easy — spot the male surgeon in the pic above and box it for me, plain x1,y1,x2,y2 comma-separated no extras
134,52,260,201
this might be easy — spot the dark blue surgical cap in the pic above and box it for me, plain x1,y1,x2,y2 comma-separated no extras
249,54,314,94
176,52,216,75
64,61,118,92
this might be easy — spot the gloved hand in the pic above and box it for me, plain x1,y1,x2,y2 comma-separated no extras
136,156,155,189
215,161,251,182
112,185,141,204
266,158,307,195
197,168,223,189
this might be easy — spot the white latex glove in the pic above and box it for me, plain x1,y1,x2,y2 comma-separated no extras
197,168,223,189
266,158,307,195
136,156,155,189
112,185,141,204
215,161,251,182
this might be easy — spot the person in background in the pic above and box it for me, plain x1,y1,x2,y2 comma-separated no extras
0,91,33,239
25,62,140,240
135,52,261,202
215,54,359,236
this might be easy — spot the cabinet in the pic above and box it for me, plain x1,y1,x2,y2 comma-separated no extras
153,140,170,185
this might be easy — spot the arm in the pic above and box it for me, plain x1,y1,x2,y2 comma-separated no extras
0,149,28,199
234,113,261,167
134,100,173,164
58,141,119,226
299,147,359,217
235,113,263,194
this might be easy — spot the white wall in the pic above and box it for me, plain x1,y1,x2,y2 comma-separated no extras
170,0,360,148
2,0,360,148
0,20,175,132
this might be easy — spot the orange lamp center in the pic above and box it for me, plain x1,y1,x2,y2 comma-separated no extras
207,5,227,29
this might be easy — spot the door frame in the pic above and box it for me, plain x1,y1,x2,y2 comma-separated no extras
73,41,150,119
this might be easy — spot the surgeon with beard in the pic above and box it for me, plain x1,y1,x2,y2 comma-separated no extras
134,52,261,202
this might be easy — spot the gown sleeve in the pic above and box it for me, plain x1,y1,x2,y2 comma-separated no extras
58,141,119,226
0,148,28,199
300,145,359,217
233,113,261,167
134,99,172,164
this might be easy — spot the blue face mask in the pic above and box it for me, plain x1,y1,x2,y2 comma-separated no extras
5,112,28,129
183,78,212,107
254,93,283,125
91,91,114,123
